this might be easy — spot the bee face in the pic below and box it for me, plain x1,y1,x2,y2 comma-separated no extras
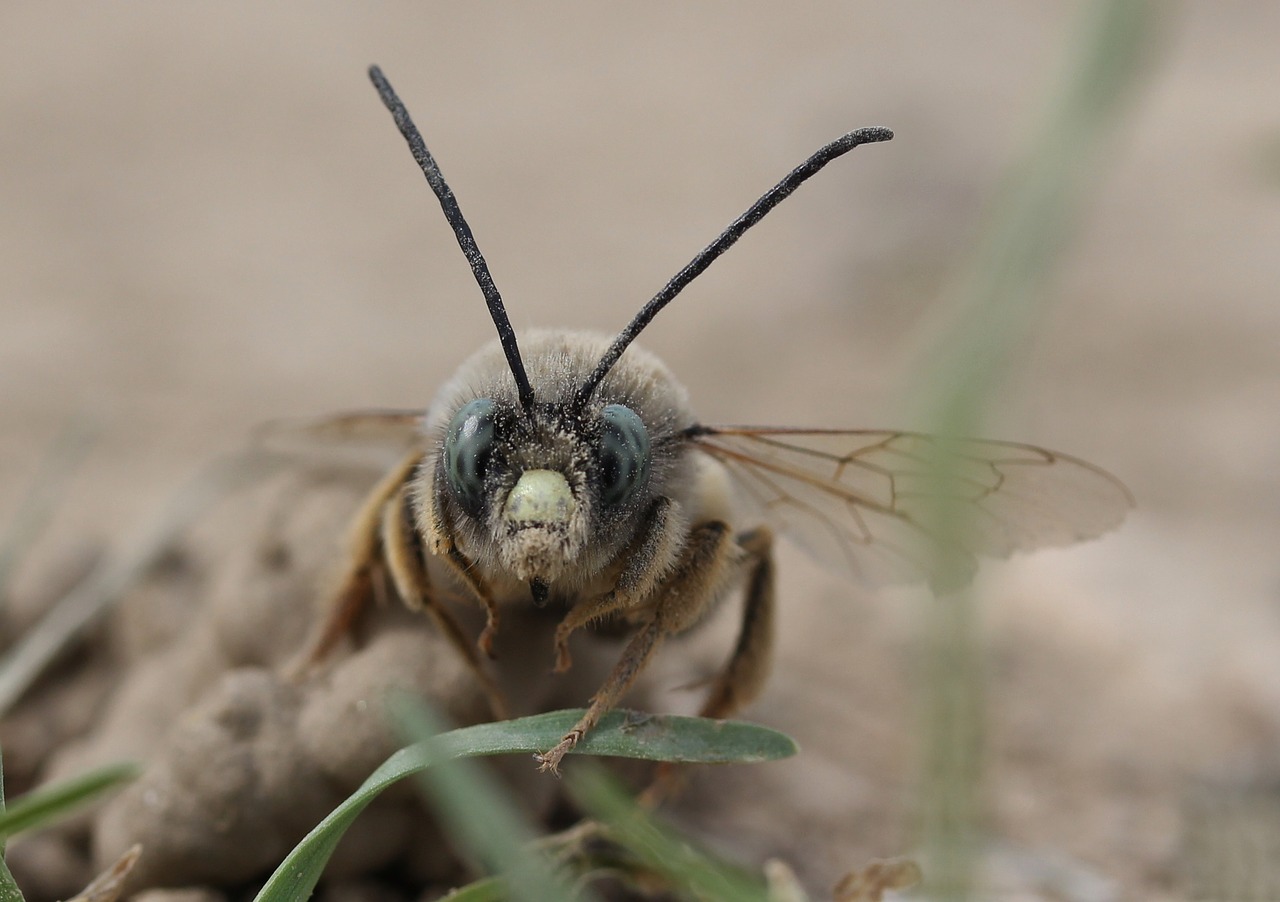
419,331,696,592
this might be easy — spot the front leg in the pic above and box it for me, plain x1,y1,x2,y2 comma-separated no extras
423,489,502,658
381,483,510,720
536,520,738,774
552,497,683,672
295,451,424,671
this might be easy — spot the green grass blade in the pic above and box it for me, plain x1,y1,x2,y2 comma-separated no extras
903,2,1166,898
0,857,22,902
0,762,141,841
439,877,505,901
568,766,772,902
908,0,1165,429
393,700,579,902
254,709,795,901
396,708,798,764
0,748,23,902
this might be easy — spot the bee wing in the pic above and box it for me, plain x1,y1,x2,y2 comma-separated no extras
688,427,1133,589
252,409,426,465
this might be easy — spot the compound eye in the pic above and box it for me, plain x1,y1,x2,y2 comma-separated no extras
599,404,650,507
444,398,497,516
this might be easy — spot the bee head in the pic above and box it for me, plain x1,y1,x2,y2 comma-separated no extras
424,333,690,594
369,65,889,599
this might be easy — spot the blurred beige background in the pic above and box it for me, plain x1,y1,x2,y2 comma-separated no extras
3,3,1279,897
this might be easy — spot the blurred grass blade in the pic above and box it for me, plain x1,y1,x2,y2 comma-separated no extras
0,449,287,717
439,877,505,901
0,749,23,902
567,766,772,902
393,699,580,902
763,859,812,902
0,762,141,841
905,2,1166,898
65,845,141,902
254,709,795,901
908,0,1165,427
0,415,99,604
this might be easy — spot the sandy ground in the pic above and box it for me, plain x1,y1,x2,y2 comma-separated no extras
2,3,1279,899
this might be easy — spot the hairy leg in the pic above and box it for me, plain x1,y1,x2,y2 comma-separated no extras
698,527,776,719
536,520,739,774
295,451,423,670
381,484,509,719
551,497,682,672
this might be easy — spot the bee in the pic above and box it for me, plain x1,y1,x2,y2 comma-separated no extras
299,66,1132,774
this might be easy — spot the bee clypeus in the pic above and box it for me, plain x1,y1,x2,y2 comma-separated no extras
299,66,1132,774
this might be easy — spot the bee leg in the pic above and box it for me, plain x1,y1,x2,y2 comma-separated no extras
381,484,510,721
638,527,776,806
698,526,776,720
296,451,424,670
536,520,736,775
440,544,501,658
552,498,681,672
424,494,503,659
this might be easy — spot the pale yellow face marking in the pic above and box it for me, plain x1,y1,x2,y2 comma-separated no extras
502,469,576,524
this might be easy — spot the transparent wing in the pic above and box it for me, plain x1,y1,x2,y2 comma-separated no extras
689,427,1133,589
251,409,426,466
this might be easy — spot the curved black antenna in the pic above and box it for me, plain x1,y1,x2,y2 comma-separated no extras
573,126,893,410
369,65,536,413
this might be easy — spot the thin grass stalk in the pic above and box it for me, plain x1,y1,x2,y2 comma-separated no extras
906,2,1164,897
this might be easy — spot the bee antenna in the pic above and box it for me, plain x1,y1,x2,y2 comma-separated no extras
573,126,893,410
369,65,536,413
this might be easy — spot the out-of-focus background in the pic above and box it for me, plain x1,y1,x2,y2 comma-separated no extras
2,3,1278,898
